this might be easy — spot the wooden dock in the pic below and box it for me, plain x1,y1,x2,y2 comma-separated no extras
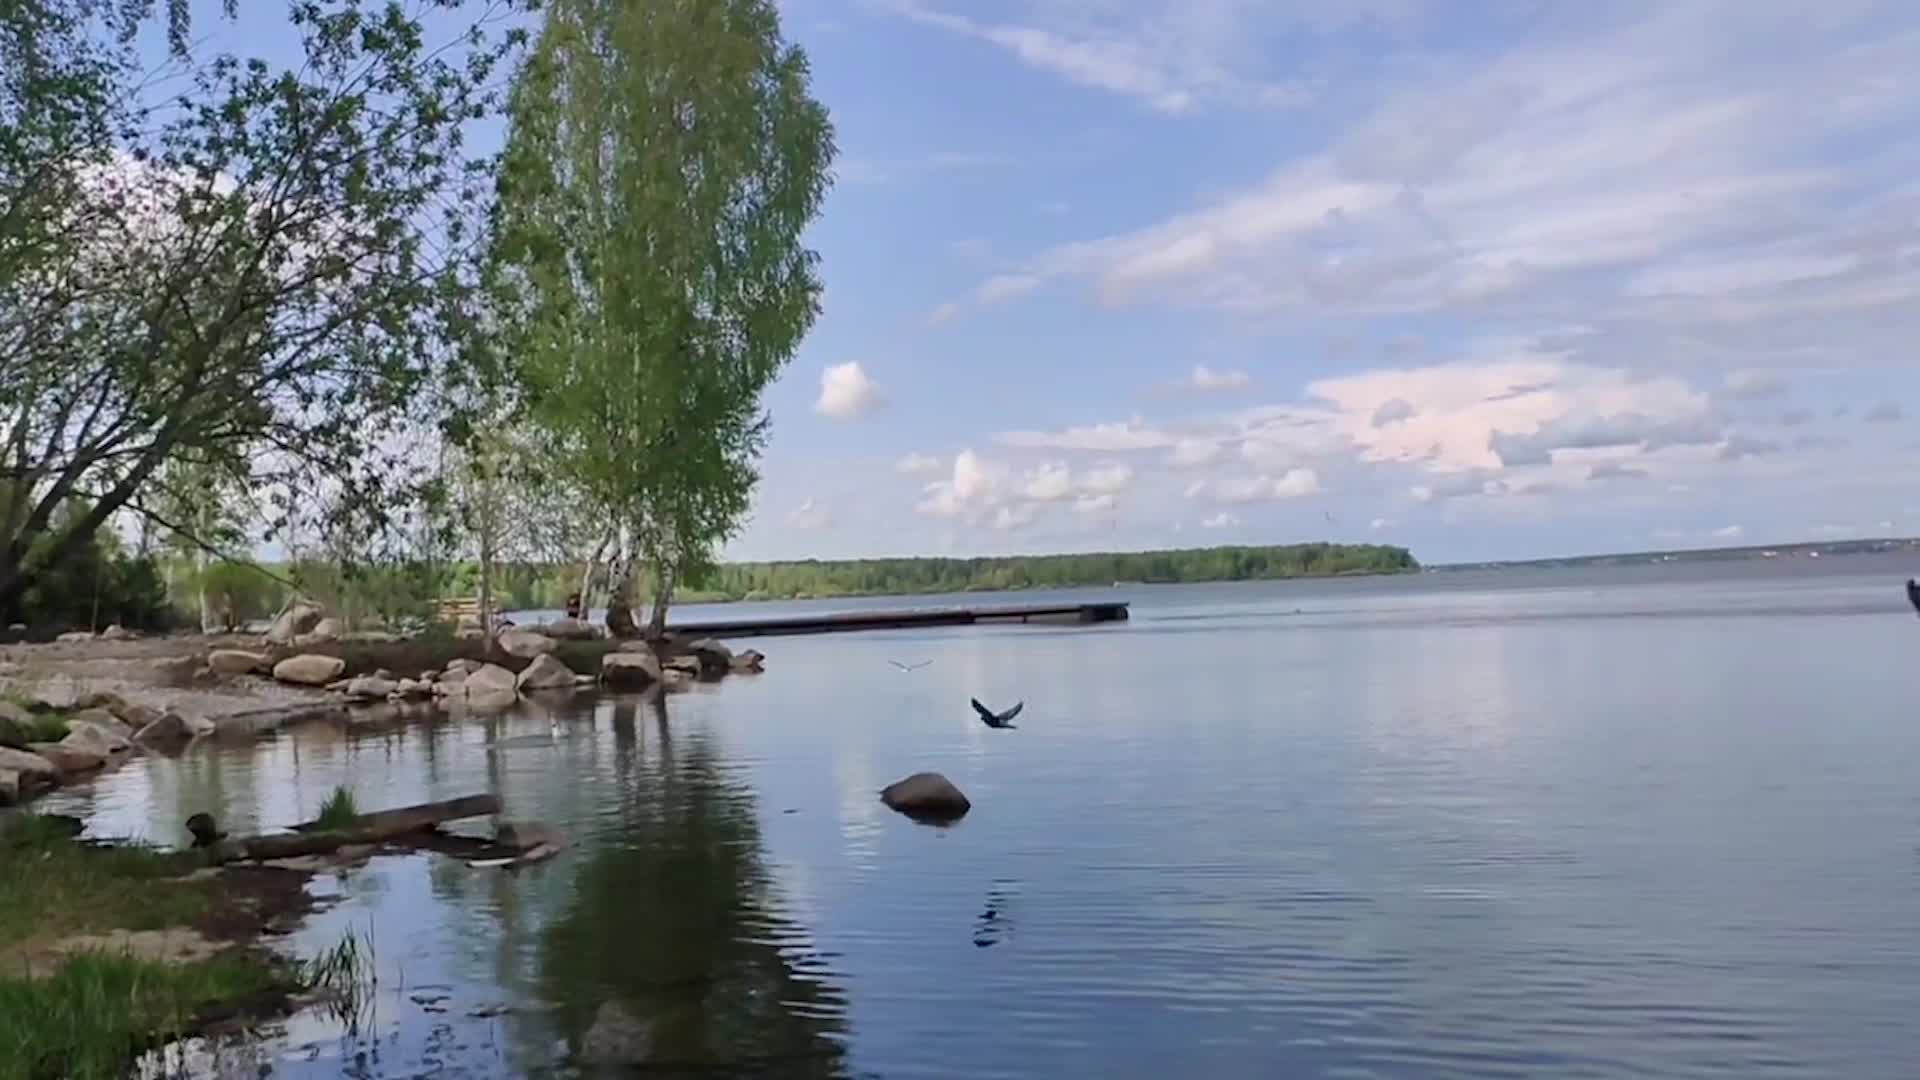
670,600,1130,639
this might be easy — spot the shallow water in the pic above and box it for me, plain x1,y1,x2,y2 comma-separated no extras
49,553,1920,1077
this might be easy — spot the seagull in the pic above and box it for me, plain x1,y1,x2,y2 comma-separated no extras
889,659,932,672
971,698,1023,729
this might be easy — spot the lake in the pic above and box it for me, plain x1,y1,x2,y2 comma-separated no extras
48,553,1920,1077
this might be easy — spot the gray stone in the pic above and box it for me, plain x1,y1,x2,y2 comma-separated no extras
662,655,702,678
445,658,480,676
266,601,325,645
113,702,163,731
467,663,517,696
133,712,196,747
516,654,576,692
273,654,347,687
99,624,133,641
600,651,661,688
465,687,518,711
343,677,398,702
56,631,95,643
28,741,104,775
497,629,556,660
63,720,130,757
208,649,269,676
395,678,432,699
0,701,32,749
730,648,766,674
581,1001,654,1066
880,772,971,821
307,617,344,642
535,618,600,641
74,691,128,714
683,638,733,676
0,746,57,785
70,708,132,740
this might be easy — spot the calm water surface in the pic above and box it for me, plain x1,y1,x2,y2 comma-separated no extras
47,555,1920,1078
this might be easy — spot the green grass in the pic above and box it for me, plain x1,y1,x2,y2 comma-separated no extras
18,713,69,743
0,820,204,950
314,786,360,830
0,950,287,1080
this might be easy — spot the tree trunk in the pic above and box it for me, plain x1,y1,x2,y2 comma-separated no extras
195,548,212,633
478,512,496,648
645,556,674,640
604,529,637,638
578,534,609,618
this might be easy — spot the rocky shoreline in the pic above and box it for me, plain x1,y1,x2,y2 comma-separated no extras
0,606,766,809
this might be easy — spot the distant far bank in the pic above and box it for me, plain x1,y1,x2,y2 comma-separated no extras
674,543,1419,603
1437,537,1920,573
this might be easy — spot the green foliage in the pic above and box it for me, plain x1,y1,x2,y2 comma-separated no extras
15,505,171,631
0,951,284,1080
489,0,836,632
0,1,527,622
314,786,359,831
19,712,70,743
0,821,202,951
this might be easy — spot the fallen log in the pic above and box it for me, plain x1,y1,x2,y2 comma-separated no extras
205,793,502,863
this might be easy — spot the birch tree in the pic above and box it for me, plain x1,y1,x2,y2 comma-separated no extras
489,0,834,639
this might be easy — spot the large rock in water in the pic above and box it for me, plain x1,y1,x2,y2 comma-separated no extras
880,772,971,822
731,649,766,674
0,746,59,805
62,720,130,757
464,664,519,710
343,676,398,702
516,654,576,692
133,711,197,749
682,639,733,679
208,649,269,676
536,618,599,641
28,742,104,775
600,651,661,688
497,629,556,660
274,654,346,687
266,601,325,645
0,701,33,749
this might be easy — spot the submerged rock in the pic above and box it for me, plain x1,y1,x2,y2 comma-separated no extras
880,772,971,822
464,664,519,710
581,1001,654,1066
343,676,398,702
274,654,346,687
731,648,766,674
63,719,131,757
682,638,733,678
497,629,556,660
395,678,433,699
600,651,661,688
494,820,567,852
208,649,269,676
516,654,576,692
445,658,480,676
133,711,197,749
28,742,103,775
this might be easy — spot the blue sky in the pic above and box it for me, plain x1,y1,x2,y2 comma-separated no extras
168,1,1920,565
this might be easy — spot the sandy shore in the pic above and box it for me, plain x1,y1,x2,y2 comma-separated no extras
0,633,328,723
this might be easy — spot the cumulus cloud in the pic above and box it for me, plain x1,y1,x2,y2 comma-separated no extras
1717,434,1781,461
1369,517,1394,530
1183,364,1253,392
1721,370,1787,400
895,452,943,474
1370,397,1416,427
917,449,1002,518
1073,493,1118,515
1587,460,1649,482
1201,512,1240,529
1018,461,1075,502
997,419,1176,451
1214,468,1321,502
1078,463,1134,495
1168,438,1223,467
815,362,885,419
1488,410,1722,467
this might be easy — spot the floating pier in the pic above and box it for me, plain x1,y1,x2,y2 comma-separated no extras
670,600,1130,640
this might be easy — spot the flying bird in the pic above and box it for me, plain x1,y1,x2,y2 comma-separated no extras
972,698,1023,729
889,659,932,672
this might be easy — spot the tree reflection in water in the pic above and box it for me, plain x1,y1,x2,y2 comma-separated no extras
540,694,854,1075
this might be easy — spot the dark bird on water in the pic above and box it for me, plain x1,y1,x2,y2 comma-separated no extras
184,812,226,849
972,698,1023,729
889,659,932,672
1906,579,1920,617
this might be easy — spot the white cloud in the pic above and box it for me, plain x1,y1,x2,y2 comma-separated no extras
1018,461,1075,501
1078,463,1135,495
1720,369,1788,400
787,498,832,529
926,301,962,325
1183,364,1252,392
1214,468,1321,502
997,419,1177,451
992,503,1037,531
1370,397,1416,427
1714,524,1745,540
978,273,1042,303
1369,517,1394,530
894,452,943,474
917,449,1003,518
815,362,885,419
1272,467,1322,498
1201,512,1240,529
1073,493,1118,515
1168,438,1223,467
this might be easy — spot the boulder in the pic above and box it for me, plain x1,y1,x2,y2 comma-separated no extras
308,617,343,642
70,708,132,740
344,677,398,702
880,772,971,822
56,631,95,643
0,746,57,787
133,711,198,750
497,629,556,660
274,654,347,687
0,701,33,749
467,664,517,696
417,670,440,684
516,654,576,692
395,678,432,700
63,720,130,757
600,651,661,688
99,624,133,641
28,741,104,775
208,649,269,676
536,618,600,641
113,702,164,732
445,658,480,676
494,820,567,852
266,601,325,645
581,1002,654,1066
730,649,766,674
662,655,702,678
683,638,733,677
75,692,128,714
660,668,694,690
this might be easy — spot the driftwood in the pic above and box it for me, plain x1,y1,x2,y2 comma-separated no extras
207,794,501,864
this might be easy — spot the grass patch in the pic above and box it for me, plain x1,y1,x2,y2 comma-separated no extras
314,785,359,830
0,818,204,951
0,950,288,1080
18,713,69,743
